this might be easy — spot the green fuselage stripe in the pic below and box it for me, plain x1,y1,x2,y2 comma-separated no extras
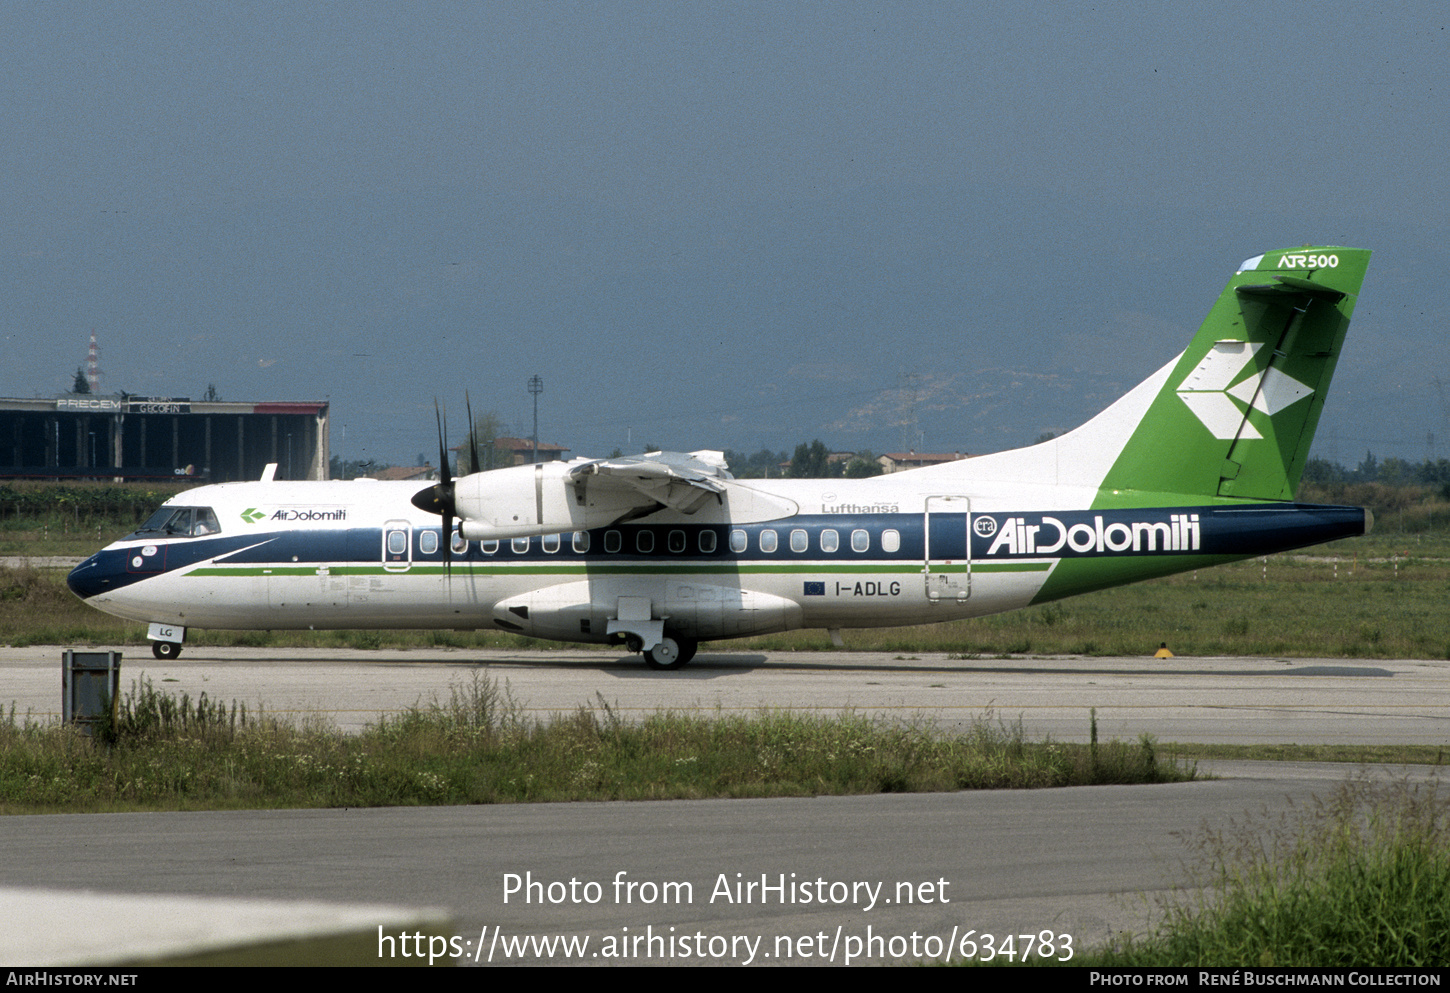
186,561,982,578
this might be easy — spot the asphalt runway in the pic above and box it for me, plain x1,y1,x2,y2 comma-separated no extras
3,646,1447,965
4,645,1448,744
2,765,1443,966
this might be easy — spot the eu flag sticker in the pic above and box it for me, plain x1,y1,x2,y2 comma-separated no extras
803,581,825,596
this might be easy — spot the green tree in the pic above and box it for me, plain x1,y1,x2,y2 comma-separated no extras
722,449,790,478
72,368,90,394
788,440,833,478
1354,450,1379,482
843,450,884,478
1379,457,1411,486
1302,457,1347,485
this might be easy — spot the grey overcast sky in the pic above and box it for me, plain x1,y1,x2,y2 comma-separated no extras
3,2,1447,468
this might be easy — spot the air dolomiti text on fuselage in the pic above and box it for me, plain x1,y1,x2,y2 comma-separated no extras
979,512,1200,557
67,246,1373,668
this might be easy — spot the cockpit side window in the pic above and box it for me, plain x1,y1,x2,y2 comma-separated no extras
135,506,222,538
159,509,194,536
138,507,180,533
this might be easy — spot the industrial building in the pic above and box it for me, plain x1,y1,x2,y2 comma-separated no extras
0,394,329,482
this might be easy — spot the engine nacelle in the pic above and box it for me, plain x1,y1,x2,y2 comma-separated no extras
453,462,649,540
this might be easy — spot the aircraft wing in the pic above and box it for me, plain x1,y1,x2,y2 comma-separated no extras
568,450,734,515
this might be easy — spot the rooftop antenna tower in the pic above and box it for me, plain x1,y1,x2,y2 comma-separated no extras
527,374,544,463
86,330,101,394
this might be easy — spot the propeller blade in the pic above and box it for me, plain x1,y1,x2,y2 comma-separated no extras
442,508,455,579
409,399,460,579
465,390,481,477
436,400,451,486
438,400,453,578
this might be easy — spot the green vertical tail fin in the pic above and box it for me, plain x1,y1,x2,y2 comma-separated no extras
1096,246,1370,507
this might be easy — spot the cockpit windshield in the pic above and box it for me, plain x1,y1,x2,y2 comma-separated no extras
132,506,222,538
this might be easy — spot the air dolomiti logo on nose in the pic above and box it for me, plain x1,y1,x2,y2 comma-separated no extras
1176,341,1313,440
239,506,346,524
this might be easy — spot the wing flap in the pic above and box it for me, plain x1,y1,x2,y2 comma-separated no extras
570,450,732,515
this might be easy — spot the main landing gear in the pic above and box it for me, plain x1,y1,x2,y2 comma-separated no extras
152,641,182,660
641,636,698,670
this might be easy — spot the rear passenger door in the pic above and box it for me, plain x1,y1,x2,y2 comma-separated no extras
923,495,970,602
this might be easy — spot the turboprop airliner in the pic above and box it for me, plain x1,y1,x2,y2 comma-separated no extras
68,246,1373,668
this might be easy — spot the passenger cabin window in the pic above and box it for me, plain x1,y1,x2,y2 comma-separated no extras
820,529,840,553
451,532,468,554
790,529,808,553
851,529,870,553
699,531,717,554
572,531,590,553
760,530,778,553
636,530,655,554
729,530,746,553
419,530,439,554
511,537,530,554
542,533,561,553
605,530,622,553
482,540,499,554
882,529,901,553
668,530,686,553
388,531,408,555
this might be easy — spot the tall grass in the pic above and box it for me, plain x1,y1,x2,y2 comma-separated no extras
0,676,1194,813
1076,775,1450,967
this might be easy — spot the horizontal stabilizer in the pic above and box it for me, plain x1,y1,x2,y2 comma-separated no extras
1092,246,1370,505
1237,276,1346,303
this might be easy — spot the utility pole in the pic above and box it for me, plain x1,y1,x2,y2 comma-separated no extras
528,374,544,463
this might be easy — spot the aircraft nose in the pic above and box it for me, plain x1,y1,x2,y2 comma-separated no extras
66,554,113,599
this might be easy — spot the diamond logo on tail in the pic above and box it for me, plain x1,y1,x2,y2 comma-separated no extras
1176,341,1312,440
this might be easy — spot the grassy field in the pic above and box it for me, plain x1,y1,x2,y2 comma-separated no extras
1058,775,1450,968
0,675,1193,814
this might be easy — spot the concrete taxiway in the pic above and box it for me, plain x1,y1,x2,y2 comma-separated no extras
2,646,1446,965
